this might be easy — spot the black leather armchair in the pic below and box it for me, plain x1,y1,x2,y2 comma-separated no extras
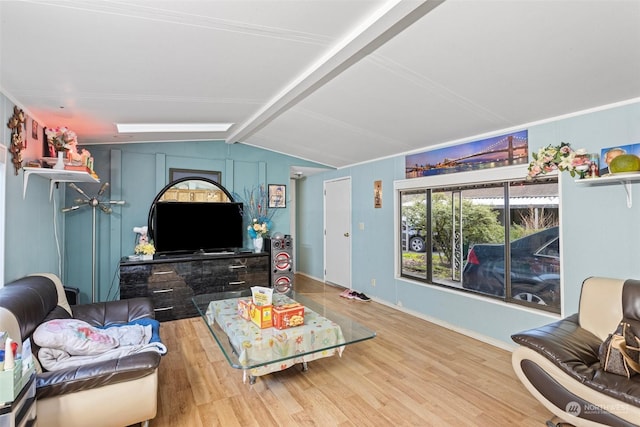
512,277,640,426
0,273,162,427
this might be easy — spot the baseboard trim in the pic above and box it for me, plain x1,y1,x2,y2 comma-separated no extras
294,272,515,352
371,297,516,352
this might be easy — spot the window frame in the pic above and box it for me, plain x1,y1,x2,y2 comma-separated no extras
394,165,561,313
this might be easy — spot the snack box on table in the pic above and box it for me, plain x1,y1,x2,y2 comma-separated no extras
273,303,305,330
238,299,273,329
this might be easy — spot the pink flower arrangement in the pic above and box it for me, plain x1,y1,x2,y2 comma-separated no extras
45,126,92,165
45,126,77,152
527,142,585,179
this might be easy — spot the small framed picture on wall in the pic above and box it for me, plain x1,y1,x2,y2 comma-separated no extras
268,184,286,208
43,127,56,158
599,143,640,175
32,119,39,140
374,180,382,208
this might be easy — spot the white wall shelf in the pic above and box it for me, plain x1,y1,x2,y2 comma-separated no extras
574,172,640,208
23,167,100,200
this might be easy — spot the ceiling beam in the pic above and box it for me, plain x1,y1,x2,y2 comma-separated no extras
226,0,446,144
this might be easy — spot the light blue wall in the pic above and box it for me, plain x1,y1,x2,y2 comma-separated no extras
2,89,328,296
4,86,640,346
297,101,640,347
62,140,324,303
2,93,64,283
532,104,640,314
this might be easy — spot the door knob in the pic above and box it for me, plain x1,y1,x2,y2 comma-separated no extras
344,232,350,237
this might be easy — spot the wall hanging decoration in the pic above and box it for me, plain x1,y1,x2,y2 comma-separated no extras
405,130,529,179
6,106,26,175
374,180,382,208
31,119,39,140
268,184,286,208
527,142,591,180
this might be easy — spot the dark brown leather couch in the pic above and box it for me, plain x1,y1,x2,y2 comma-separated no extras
0,273,162,427
512,277,640,427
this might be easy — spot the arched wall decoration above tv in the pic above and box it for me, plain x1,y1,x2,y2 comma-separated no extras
148,177,244,255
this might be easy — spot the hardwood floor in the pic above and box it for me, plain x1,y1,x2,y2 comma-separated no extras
150,275,552,426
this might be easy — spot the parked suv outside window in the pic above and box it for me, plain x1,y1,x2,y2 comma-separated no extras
401,221,426,252
462,226,559,307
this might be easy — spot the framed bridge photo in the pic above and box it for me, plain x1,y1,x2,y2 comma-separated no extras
404,130,529,179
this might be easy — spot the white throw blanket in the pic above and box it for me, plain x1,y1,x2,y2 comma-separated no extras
33,318,167,371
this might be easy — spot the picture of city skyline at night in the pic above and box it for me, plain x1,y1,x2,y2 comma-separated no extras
405,130,529,178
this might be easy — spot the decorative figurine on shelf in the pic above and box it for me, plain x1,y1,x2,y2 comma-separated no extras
45,126,95,172
133,226,155,260
572,149,591,179
133,226,149,246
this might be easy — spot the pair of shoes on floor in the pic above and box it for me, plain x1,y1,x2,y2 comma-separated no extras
339,289,352,298
353,291,371,302
339,289,371,302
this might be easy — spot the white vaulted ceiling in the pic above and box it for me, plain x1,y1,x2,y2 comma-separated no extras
1,0,639,169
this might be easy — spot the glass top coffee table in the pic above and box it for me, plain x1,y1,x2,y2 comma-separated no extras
193,289,376,384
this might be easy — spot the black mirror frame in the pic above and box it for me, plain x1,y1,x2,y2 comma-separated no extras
147,177,236,245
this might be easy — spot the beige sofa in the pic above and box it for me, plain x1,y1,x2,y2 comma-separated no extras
0,273,162,427
512,277,640,427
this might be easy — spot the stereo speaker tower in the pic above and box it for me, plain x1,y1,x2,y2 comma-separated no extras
269,235,293,293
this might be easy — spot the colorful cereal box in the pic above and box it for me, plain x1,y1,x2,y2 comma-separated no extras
250,303,273,329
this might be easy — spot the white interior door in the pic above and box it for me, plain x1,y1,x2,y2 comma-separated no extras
324,177,351,288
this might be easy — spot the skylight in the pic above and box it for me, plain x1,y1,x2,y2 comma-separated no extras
116,123,233,133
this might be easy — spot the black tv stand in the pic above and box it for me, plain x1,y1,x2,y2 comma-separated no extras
119,251,270,321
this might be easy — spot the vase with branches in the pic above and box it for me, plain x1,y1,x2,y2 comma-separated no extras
234,185,278,251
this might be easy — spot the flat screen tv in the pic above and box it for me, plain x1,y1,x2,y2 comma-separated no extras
152,201,244,254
